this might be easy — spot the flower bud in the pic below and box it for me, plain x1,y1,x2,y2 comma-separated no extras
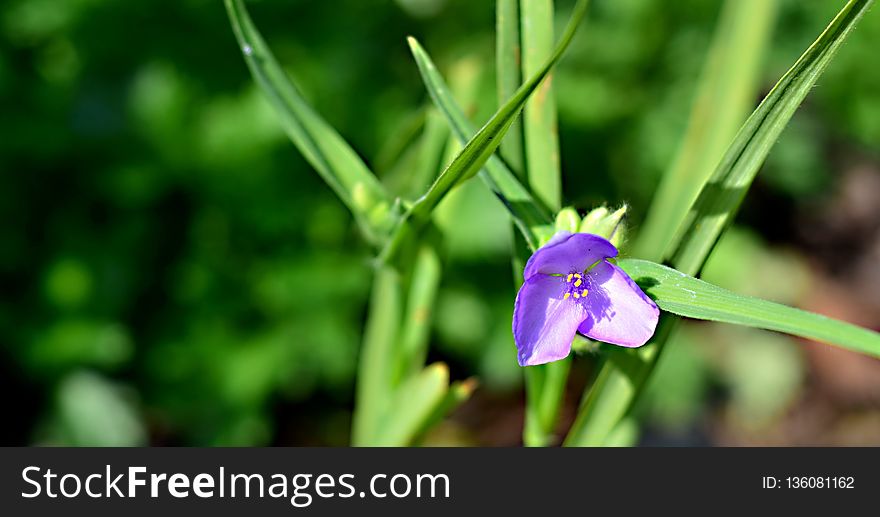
608,221,627,249
554,207,581,233
579,204,628,248
579,206,608,231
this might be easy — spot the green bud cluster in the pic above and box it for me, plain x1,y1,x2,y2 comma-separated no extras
552,205,628,248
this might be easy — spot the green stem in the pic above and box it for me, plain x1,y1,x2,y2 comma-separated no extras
563,317,676,446
524,358,571,446
521,0,562,210
497,0,526,178
518,0,570,447
352,266,403,446
395,244,443,383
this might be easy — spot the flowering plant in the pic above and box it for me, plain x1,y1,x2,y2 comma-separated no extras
227,0,879,446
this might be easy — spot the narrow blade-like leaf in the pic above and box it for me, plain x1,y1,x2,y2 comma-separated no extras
620,259,880,357
670,0,874,276
408,0,586,220
566,0,874,447
225,0,394,244
634,0,777,261
381,0,588,262
407,38,554,250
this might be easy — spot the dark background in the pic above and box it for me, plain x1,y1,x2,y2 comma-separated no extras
2,448,875,514
2,0,879,446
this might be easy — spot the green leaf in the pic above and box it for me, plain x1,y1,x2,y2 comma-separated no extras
381,0,588,262
409,109,452,199
670,0,874,276
565,0,874,447
620,259,880,358
373,363,450,446
225,0,395,244
376,107,452,200
634,0,777,262
407,38,553,251
408,0,585,220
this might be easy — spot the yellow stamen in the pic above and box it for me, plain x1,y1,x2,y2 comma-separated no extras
563,292,570,300
566,273,573,282
581,289,588,297
574,279,582,287
573,292,580,299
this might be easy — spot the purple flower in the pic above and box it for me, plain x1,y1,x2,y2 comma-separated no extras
513,232,659,366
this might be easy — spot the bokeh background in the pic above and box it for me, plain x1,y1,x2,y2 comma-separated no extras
3,0,879,446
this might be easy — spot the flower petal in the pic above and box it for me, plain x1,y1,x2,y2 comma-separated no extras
523,232,618,280
513,273,588,366
578,260,659,347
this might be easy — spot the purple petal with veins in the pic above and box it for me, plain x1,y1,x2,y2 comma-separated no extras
577,260,659,347
513,273,587,366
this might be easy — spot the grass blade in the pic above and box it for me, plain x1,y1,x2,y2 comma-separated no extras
634,0,777,261
408,0,586,220
225,0,395,244
620,259,880,357
565,0,874,446
381,0,588,262
409,109,452,199
407,38,554,250
670,0,874,276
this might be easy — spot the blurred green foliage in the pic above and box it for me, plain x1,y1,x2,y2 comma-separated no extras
2,0,878,445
